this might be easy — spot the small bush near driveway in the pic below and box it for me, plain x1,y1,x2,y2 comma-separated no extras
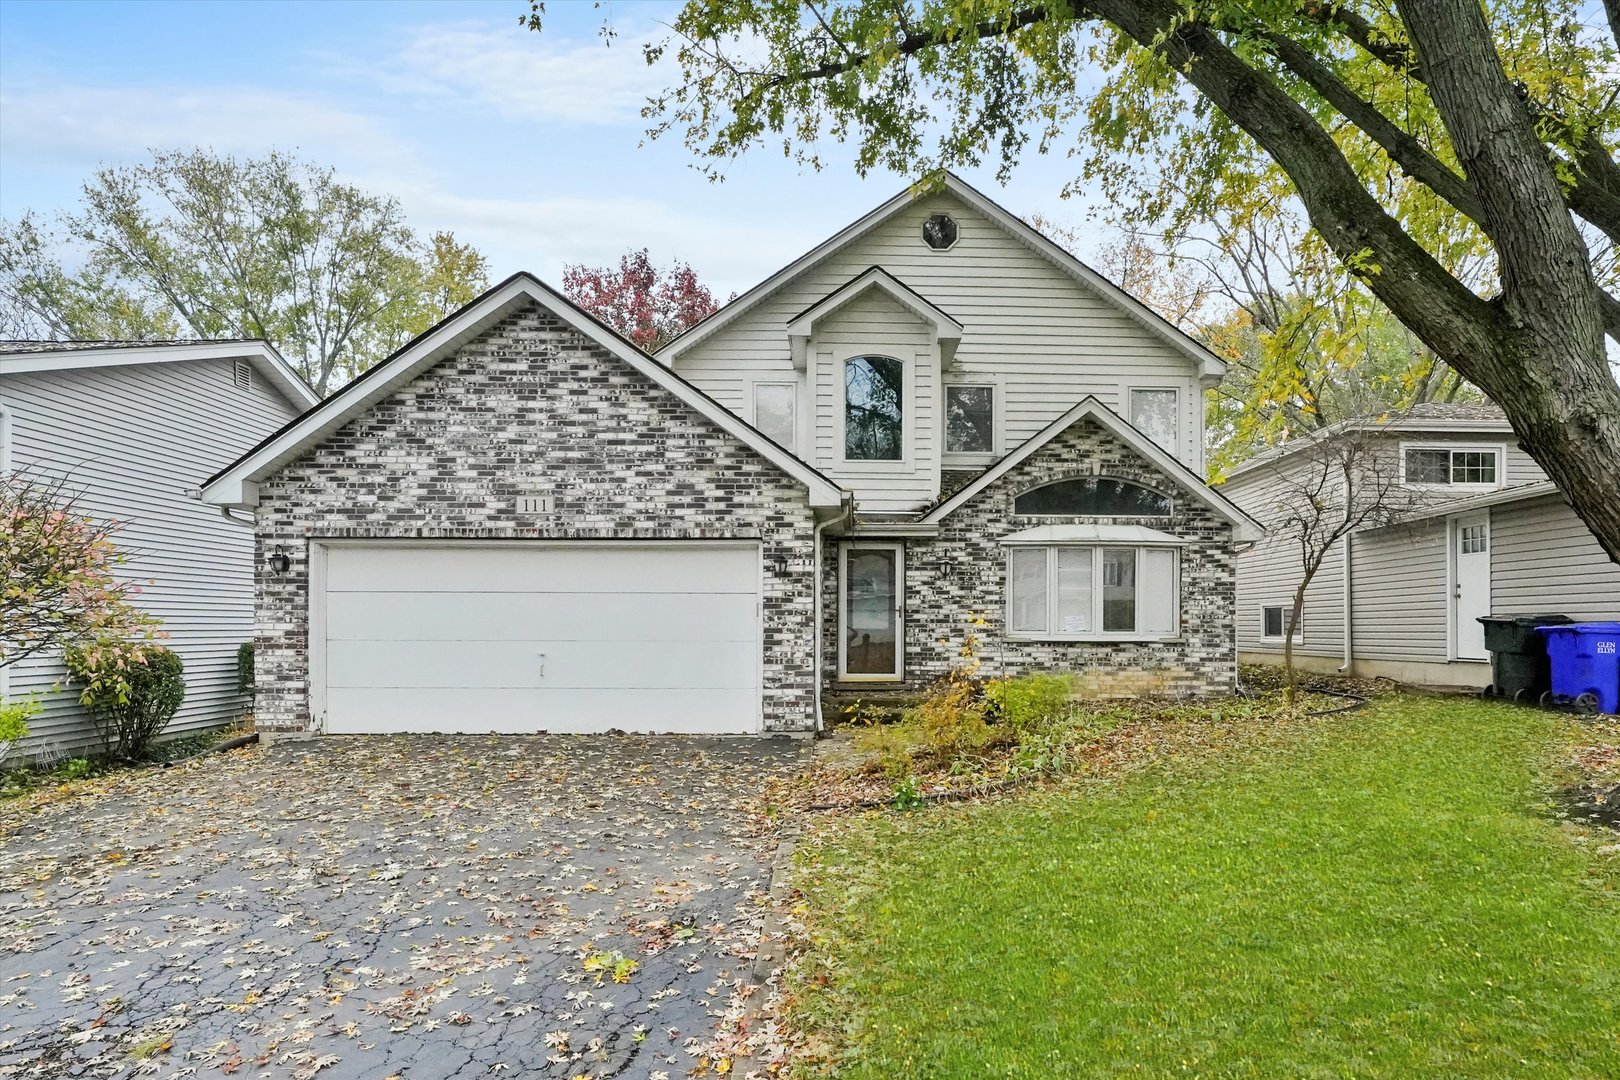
65,639,185,759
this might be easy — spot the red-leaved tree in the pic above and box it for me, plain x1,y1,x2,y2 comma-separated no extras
562,249,725,351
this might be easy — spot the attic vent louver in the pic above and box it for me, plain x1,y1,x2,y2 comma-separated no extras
233,360,252,390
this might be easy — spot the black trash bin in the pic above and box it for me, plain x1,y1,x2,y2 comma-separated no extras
1478,614,1573,702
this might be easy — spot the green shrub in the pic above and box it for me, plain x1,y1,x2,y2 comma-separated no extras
0,696,40,768
986,673,1074,735
65,639,186,759
57,758,92,781
236,641,255,698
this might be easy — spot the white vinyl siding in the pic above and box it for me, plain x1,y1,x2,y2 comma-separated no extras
1222,465,1347,659
810,289,937,512
673,191,1203,496
1349,519,1451,663
317,543,762,735
1489,494,1620,620
1,358,301,759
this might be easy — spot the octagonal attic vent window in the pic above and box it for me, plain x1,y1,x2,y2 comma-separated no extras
922,213,958,251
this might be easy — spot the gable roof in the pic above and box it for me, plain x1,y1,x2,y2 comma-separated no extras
0,338,318,409
197,273,845,511
1222,403,1513,483
657,172,1226,381
921,396,1262,540
786,266,963,367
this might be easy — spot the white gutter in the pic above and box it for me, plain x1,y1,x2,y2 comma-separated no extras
811,496,854,733
1338,534,1354,673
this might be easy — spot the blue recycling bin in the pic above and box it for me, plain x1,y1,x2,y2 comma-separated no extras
1538,622,1620,715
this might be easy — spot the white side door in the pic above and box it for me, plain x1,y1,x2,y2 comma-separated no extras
1452,511,1491,660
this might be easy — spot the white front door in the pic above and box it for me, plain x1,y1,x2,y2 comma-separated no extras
1453,511,1491,660
317,542,762,734
839,543,904,681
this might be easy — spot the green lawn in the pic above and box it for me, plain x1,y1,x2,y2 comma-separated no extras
786,696,1620,1078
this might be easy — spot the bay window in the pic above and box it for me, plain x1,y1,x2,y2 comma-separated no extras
1006,544,1178,639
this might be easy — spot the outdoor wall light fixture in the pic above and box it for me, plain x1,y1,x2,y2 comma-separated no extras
268,548,291,574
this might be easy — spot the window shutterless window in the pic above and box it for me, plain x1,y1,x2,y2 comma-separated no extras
1006,546,1177,639
752,382,796,449
844,355,904,460
944,384,994,455
1403,445,1500,486
1261,605,1303,642
1129,388,1178,455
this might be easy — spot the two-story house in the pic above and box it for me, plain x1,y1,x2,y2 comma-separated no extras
1,340,315,759
1220,402,1620,688
198,175,1260,737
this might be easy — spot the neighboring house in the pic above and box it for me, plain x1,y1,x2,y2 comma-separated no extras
0,340,316,759
1220,402,1620,688
199,175,1260,737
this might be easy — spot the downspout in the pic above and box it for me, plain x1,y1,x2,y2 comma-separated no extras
811,495,854,734
1338,533,1354,673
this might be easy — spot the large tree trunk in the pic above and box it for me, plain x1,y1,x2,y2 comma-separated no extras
1396,0,1620,565
1082,0,1620,565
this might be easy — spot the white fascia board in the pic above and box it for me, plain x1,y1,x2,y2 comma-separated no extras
923,396,1263,540
660,173,1224,380
938,175,1225,378
1,340,319,409
786,268,963,342
200,274,845,511
657,189,915,364
1223,415,1516,482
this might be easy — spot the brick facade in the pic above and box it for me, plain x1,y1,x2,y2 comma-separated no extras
824,417,1237,698
252,301,820,733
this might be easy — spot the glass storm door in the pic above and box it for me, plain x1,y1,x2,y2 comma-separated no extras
841,544,903,680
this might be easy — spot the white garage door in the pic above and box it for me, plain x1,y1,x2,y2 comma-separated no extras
318,543,761,735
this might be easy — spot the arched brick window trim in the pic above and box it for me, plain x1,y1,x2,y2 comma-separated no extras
1013,475,1172,517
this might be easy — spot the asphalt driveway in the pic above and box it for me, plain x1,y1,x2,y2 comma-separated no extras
0,735,805,1079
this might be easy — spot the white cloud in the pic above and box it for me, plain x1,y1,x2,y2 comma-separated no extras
380,183,820,297
327,19,674,127
0,82,413,173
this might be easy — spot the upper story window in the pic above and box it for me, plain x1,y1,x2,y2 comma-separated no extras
752,382,796,449
1402,443,1501,488
1014,477,1172,517
945,384,994,455
922,214,958,251
1129,388,1178,455
845,355,904,460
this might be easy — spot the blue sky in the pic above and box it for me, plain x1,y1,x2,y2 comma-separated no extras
0,0,1108,296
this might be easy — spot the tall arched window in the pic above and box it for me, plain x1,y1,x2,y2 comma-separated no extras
844,355,904,460
1014,477,1171,517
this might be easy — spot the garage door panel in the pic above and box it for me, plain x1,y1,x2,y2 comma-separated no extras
325,687,760,735
320,543,763,735
328,638,757,690
325,544,757,594
326,590,757,643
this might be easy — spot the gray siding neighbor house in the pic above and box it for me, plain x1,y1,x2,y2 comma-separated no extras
197,176,1261,738
1,340,315,759
1219,403,1620,688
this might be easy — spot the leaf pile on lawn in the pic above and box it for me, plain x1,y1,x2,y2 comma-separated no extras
763,662,1382,814
1557,713,1620,835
